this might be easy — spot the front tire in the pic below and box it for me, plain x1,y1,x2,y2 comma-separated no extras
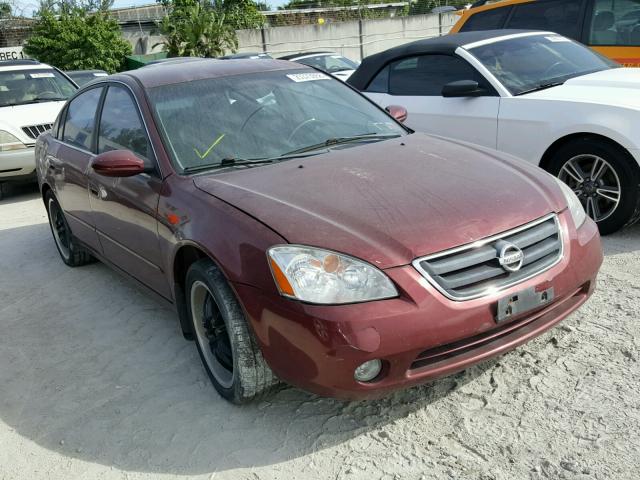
185,259,278,404
548,138,640,235
45,191,94,266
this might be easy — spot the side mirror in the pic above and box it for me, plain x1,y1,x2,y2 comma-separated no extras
385,105,408,123
91,150,145,177
442,80,485,98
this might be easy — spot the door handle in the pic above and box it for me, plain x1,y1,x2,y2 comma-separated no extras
47,155,61,172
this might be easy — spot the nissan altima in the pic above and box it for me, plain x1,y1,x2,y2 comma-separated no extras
349,30,640,234
36,59,602,403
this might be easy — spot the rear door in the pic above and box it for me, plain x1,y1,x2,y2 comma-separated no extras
87,84,170,298
363,54,500,149
52,86,104,251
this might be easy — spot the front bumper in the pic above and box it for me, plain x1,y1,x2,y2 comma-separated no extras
236,212,603,400
0,147,36,180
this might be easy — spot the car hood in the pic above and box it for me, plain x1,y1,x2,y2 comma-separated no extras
0,101,66,142
194,134,566,269
524,68,640,109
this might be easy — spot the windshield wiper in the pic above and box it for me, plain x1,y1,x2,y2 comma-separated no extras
282,133,402,157
33,97,67,102
516,81,565,96
183,157,275,174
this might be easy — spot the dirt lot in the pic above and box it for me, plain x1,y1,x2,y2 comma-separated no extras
0,184,638,480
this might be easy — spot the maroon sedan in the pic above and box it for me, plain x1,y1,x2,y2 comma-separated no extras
36,59,602,403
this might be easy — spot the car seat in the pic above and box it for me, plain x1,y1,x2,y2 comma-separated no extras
592,11,618,44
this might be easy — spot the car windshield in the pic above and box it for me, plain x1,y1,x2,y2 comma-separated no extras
297,55,359,73
467,34,619,95
0,69,77,107
68,72,107,86
147,69,405,173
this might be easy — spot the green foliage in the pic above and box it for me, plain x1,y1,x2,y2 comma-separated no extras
156,0,248,57
0,2,11,18
24,9,131,73
36,0,114,15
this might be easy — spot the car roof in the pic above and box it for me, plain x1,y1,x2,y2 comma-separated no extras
468,0,531,11
348,29,543,90
219,52,272,59
0,59,54,72
66,69,108,75
279,51,336,60
121,58,308,88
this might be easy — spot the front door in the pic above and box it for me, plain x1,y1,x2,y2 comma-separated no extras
88,85,170,298
363,54,500,149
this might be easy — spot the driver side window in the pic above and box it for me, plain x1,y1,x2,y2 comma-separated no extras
368,55,493,96
97,86,154,169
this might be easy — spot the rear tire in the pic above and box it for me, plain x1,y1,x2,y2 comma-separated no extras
185,259,278,404
548,138,640,235
45,191,94,267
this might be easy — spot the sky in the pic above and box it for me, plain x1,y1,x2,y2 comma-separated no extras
13,0,288,15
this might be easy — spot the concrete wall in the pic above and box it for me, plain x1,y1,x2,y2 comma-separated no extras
121,12,458,61
236,12,457,61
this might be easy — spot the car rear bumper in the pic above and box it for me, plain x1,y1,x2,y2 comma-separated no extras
0,147,36,180
235,212,602,400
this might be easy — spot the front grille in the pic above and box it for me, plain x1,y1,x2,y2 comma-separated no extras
413,214,563,301
22,123,53,140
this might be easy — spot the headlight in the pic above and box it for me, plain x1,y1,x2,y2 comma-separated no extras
267,245,398,304
554,177,587,228
0,130,27,152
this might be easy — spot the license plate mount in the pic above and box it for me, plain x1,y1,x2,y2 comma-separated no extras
496,286,554,323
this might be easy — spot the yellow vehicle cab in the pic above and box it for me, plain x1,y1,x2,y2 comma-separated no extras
451,0,640,66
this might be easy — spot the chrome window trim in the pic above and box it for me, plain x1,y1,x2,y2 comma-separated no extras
412,213,564,302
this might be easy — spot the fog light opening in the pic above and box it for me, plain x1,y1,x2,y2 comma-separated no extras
354,359,383,383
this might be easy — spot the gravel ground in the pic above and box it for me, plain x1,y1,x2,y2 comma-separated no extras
0,184,638,480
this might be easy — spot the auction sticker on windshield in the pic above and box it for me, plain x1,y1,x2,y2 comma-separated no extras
29,73,55,78
286,72,330,82
545,36,571,43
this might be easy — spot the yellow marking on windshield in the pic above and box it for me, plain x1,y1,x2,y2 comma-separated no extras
194,134,225,160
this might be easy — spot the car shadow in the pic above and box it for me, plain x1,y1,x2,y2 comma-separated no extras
601,221,640,256
0,222,496,475
0,182,39,206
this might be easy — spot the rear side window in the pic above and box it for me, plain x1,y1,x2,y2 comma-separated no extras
62,87,103,151
98,86,153,166
459,7,512,31
387,54,487,96
505,0,585,40
366,65,390,92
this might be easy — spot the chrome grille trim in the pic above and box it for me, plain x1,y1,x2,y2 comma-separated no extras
412,214,564,302
21,123,53,140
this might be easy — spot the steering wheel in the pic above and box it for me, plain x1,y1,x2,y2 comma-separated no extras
33,91,59,99
541,61,566,79
287,118,321,144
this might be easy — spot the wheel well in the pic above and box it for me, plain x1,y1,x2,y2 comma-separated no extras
173,245,208,339
539,133,637,173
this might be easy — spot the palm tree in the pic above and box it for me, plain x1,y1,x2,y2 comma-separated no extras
157,1,238,58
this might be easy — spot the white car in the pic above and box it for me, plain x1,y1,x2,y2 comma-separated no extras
0,59,76,196
279,51,359,81
349,30,640,234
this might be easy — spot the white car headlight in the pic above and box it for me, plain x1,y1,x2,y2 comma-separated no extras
267,245,398,304
554,177,587,228
0,130,27,152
